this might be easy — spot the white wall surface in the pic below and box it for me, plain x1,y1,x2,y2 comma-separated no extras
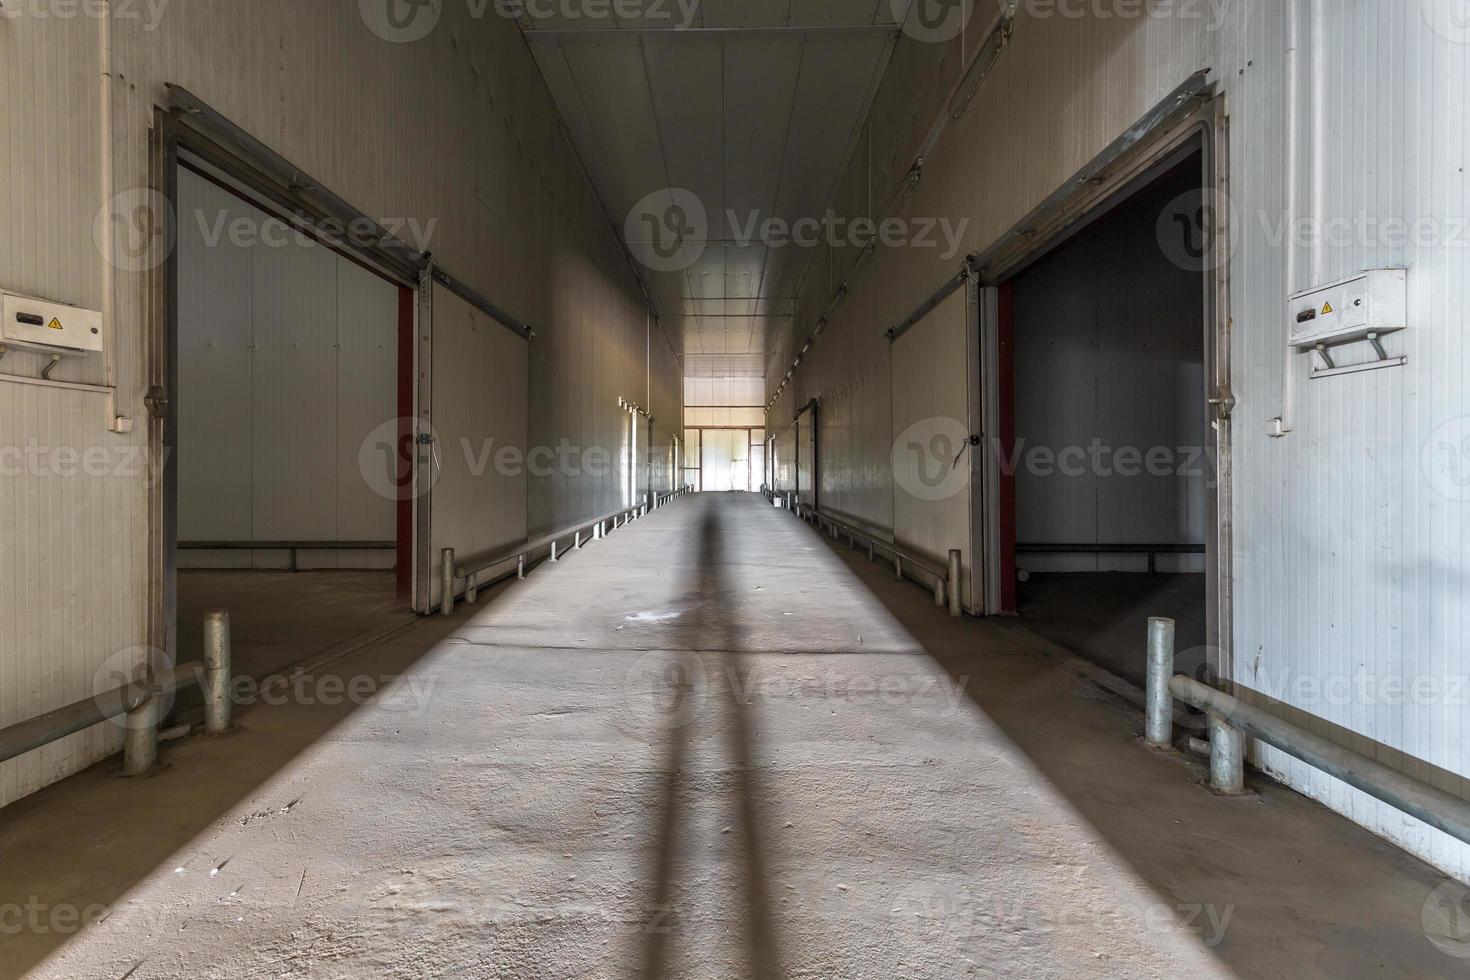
892,288,975,602
0,2,678,806
768,1,1470,880
176,167,398,570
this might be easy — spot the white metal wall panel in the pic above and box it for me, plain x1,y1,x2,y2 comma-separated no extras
430,284,530,610
892,289,975,603
1,0,678,805
767,1,1470,880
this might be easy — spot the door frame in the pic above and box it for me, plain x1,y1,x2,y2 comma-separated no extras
971,84,1233,678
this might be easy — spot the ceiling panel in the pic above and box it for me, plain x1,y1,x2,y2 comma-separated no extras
515,9,896,397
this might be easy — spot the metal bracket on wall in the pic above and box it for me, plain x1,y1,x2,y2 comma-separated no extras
1308,330,1407,380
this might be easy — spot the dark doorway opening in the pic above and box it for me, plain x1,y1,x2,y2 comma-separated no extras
1002,147,1211,687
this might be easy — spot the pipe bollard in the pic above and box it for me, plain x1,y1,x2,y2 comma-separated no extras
517,554,526,580
202,611,232,735
1209,714,1246,794
122,687,160,775
947,550,962,617
441,548,455,616
1145,617,1176,748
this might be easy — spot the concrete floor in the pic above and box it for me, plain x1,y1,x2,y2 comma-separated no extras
0,494,1462,977
1018,572,1210,689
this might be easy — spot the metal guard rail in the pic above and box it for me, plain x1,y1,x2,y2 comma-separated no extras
0,610,235,776
1144,618,1470,847
441,486,693,612
764,487,958,613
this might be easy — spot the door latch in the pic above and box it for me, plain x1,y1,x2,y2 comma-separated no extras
144,385,169,421
1209,385,1236,422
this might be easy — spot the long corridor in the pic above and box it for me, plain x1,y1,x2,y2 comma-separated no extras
0,494,1459,978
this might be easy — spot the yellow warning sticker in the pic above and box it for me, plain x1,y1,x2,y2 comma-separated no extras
1321,301,1334,315
47,317,63,330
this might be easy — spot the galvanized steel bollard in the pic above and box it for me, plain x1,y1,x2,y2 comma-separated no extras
122,687,160,776
1145,617,1176,748
1209,714,1246,794
202,610,232,735
441,548,455,616
948,550,962,617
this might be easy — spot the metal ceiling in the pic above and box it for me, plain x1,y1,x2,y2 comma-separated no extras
515,0,902,385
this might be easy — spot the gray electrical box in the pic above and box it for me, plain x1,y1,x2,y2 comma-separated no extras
2,291,104,354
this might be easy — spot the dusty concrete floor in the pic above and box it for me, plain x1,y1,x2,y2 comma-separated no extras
0,494,1463,978
1018,572,1209,688
177,570,410,681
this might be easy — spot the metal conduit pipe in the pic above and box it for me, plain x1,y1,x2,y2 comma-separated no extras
1164,673,1470,842
947,550,962,617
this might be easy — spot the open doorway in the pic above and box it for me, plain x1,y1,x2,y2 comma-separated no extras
682,427,765,492
172,158,415,691
1002,146,1212,688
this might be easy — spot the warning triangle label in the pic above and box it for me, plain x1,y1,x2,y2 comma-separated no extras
47,317,63,331
1321,301,1334,315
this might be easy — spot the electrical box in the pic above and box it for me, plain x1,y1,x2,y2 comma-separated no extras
1288,269,1407,348
1,292,104,355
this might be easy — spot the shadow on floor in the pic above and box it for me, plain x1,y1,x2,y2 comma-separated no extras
0,581,464,979
814,527,1466,978
637,506,785,980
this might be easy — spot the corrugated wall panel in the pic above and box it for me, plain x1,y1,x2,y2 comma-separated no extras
771,1,1470,879
1,1,678,805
